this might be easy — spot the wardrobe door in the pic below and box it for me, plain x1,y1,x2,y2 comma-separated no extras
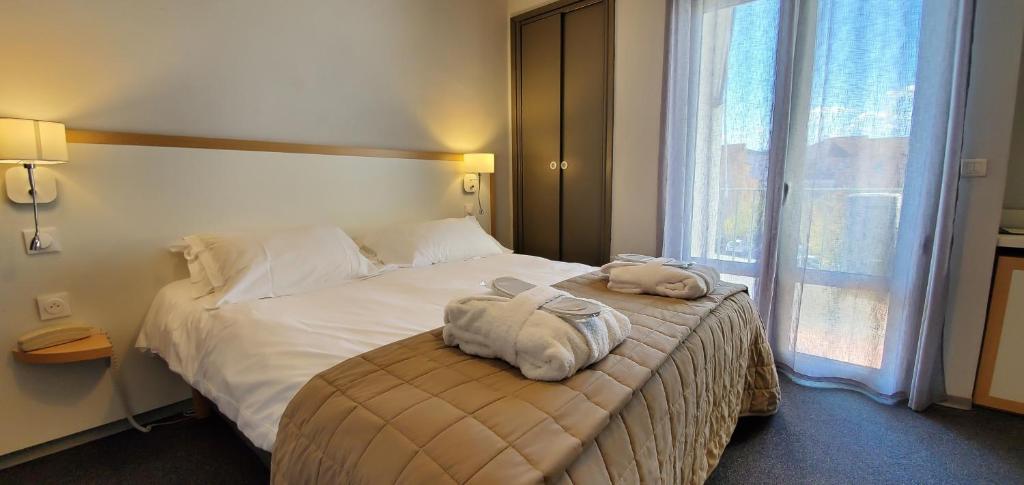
519,14,562,260
560,1,609,266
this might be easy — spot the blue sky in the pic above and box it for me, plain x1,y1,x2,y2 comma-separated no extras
723,0,923,151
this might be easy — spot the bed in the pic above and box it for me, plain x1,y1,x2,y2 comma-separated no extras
137,253,780,484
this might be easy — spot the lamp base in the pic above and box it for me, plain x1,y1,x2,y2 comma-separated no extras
21,227,61,255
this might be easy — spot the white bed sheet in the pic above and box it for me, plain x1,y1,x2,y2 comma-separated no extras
136,253,593,451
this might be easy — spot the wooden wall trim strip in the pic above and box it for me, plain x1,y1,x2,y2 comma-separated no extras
65,129,464,162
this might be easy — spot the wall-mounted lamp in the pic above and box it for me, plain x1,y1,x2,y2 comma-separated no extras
0,118,69,251
462,153,494,215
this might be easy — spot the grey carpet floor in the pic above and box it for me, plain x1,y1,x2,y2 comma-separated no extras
707,378,1024,484
0,416,268,485
1,377,1021,484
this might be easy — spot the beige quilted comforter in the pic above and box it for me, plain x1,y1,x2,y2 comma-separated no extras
272,272,780,484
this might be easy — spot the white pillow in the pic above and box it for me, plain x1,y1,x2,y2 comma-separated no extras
359,216,509,267
182,225,376,307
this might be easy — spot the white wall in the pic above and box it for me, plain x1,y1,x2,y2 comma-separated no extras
0,0,512,239
943,1,1024,402
0,0,509,164
610,0,666,257
1005,37,1024,211
0,0,509,457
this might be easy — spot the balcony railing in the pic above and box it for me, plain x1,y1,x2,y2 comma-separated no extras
686,185,903,369
691,186,901,283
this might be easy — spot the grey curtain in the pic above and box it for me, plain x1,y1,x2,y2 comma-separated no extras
658,0,976,411
905,0,975,411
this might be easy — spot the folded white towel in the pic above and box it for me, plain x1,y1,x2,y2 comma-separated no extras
443,285,630,381
600,260,720,299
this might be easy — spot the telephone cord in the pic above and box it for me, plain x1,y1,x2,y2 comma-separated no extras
105,332,194,433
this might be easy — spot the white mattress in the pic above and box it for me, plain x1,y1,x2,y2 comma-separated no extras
136,253,593,451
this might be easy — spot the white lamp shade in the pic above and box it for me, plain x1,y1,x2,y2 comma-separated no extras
0,118,69,164
463,153,494,174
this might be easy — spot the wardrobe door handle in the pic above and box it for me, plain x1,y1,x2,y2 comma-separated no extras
560,161,568,170
549,161,558,170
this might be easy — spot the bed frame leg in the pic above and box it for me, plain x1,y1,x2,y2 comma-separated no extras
191,387,213,419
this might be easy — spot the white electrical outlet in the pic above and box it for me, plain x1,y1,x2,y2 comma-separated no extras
961,158,988,178
36,292,72,321
22,227,62,255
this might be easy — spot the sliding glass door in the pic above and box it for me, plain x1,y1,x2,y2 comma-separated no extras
774,0,925,389
682,0,781,297
667,0,965,400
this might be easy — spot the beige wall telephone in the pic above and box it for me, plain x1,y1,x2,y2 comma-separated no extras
17,323,96,352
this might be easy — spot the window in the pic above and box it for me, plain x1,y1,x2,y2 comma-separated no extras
683,0,923,369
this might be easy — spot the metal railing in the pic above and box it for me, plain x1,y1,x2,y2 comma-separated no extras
689,186,903,291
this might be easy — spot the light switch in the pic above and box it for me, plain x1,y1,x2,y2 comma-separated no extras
961,158,988,178
22,227,62,255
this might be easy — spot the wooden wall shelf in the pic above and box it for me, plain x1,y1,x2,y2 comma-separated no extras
11,334,113,365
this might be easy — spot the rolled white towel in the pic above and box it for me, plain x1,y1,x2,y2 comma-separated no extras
443,285,630,381
600,260,720,299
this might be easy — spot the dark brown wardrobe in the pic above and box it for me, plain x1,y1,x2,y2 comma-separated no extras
511,0,613,266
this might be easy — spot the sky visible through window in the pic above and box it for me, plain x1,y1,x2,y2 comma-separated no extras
703,0,924,368
723,0,923,151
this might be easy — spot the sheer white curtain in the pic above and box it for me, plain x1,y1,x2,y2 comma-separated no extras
659,0,974,409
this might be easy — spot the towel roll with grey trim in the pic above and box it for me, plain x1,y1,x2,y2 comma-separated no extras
600,260,720,299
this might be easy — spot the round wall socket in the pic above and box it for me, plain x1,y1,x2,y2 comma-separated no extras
44,298,66,315
36,292,72,321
